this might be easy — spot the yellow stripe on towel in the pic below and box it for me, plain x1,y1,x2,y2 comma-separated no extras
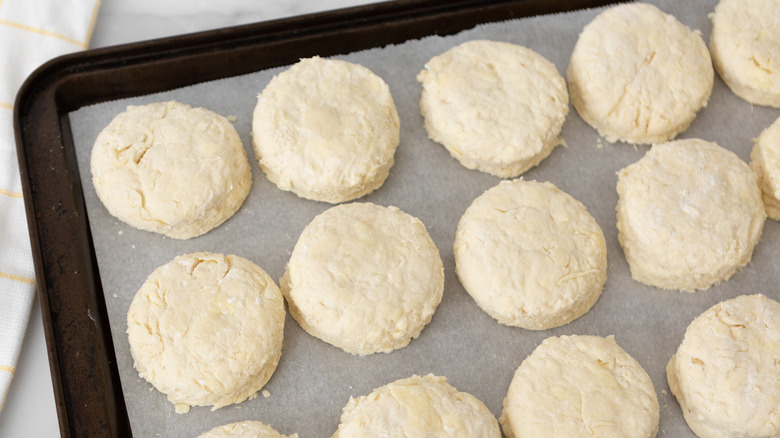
0,271,35,286
0,19,87,48
0,188,23,198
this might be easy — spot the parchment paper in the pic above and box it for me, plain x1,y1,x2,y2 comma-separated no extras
69,0,780,436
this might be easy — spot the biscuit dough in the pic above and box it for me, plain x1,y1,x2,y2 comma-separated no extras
567,3,713,144
710,0,780,107
197,421,297,438
454,179,606,329
667,294,780,438
252,57,399,203
281,202,443,355
616,138,765,291
751,116,780,219
332,374,500,438
500,335,659,438
418,40,568,177
91,101,251,239
127,252,285,413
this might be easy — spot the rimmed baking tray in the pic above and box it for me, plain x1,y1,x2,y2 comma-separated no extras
15,0,738,436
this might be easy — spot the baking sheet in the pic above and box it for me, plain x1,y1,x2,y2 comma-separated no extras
68,0,780,436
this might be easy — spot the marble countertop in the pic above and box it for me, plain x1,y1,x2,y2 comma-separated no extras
0,1,374,436
92,0,378,48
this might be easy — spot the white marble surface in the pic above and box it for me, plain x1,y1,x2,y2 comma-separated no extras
92,0,377,48
0,1,373,436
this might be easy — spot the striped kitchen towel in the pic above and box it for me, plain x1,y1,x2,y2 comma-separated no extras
0,0,100,412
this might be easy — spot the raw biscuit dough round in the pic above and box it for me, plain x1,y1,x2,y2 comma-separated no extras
567,3,714,144
198,421,298,438
667,294,780,438
751,116,780,219
281,202,443,355
127,252,285,413
417,40,568,177
252,57,399,203
710,0,780,107
332,374,501,438
454,179,607,330
500,335,659,438
616,138,765,291
90,100,251,239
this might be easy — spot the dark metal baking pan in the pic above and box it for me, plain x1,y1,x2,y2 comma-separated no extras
15,0,616,436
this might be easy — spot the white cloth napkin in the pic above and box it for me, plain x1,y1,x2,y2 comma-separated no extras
0,0,100,412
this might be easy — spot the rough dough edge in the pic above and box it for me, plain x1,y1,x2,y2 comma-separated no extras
127,252,285,413
332,374,500,437
616,139,765,292
666,294,780,438
709,0,780,108
251,57,399,203
197,420,298,438
90,101,252,240
500,335,659,438
750,118,780,220
280,203,444,355
567,3,713,144
418,40,568,178
454,179,607,330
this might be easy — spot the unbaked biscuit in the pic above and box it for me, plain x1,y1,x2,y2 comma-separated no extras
667,294,780,438
710,0,780,107
281,202,443,355
197,421,297,438
751,116,780,219
454,179,606,330
252,57,399,203
617,138,765,291
90,101,251,239
332,374,500,438
567,3,713,144
127,252,285,413
500,335,659,438
418,40,568,177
